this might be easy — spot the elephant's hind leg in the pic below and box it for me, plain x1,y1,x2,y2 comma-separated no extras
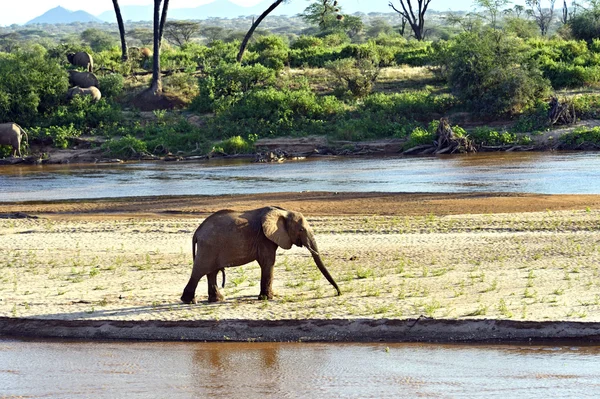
181,258,208,304
207,271,225,302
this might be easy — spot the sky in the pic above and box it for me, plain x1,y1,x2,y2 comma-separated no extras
1,0,523,27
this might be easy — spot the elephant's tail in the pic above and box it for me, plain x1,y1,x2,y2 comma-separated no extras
192,233,197,261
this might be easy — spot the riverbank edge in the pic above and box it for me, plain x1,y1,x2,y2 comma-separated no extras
2,118,600,165
1,317,600,343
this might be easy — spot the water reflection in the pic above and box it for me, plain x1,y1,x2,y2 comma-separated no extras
1,152,600,202
2,339,600,398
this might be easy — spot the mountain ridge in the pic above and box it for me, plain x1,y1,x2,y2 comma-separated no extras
26,6,102,25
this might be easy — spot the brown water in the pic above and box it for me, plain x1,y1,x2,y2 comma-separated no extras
1,152,600,202
2,339,600,398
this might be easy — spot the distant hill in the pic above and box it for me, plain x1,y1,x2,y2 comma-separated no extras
96,0,391,22
26,6,102,25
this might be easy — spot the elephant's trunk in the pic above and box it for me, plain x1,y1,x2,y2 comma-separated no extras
304,234,341,296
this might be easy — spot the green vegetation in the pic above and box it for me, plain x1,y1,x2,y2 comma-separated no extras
3,5,600,159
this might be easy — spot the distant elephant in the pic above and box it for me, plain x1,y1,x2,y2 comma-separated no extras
181,206,341,304
0,122,28,158
67,86,102,102
67,51,93,72
68,70,99,89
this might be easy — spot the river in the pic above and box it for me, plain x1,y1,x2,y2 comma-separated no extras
1,152,600,202
1,339,599,398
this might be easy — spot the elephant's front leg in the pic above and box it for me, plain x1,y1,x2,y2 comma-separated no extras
207,270,225,302
258,250,276,300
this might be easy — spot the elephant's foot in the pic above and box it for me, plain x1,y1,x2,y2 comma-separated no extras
258,292,274,301
208,291,225,303
180,294,197,304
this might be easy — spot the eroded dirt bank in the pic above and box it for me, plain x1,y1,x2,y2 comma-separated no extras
1,192,600,342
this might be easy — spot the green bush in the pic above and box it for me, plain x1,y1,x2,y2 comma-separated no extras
572,94,600,119
469,127,517,146
291,35,323,50
443,30,550,116
0,48,68,125
325,57,380,98
560,126,600,147
213,135,254,154
361,91,458,121
101,134,148,158
207,87,344,138
28,124,82,149
98,73,124,98
249,35,289,71
190,63,276,113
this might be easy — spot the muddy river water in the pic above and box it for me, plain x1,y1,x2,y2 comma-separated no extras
2,339,600,398
1,152,600,201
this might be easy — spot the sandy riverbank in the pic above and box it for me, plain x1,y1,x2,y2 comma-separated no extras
1,192,600,341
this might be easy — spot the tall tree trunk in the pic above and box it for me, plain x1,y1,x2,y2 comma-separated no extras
150,0,163,94
112,0,128,62
237,0,284,63
159,0,170,47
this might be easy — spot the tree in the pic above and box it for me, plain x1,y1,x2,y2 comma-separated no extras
474,0,512,29
127,28,154,46
237,0,285,63
301,0,344,31
164,20,201,47
81,28,117,52
388,0,432,40
112,0,128,61
562,0,569,23
366,18,395,38
150,0,169,95
526,0,556,35
201,26,227,42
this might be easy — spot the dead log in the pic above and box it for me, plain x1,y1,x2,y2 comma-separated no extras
435,118,476,154
548,97,576,126
403,144,434,155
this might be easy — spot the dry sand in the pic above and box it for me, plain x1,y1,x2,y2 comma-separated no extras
1,192,600,341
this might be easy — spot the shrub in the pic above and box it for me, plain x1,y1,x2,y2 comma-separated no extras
442,30,550,116
325,57,380,98
28,124,82,149
361,91,458,121
249,35,288,71
570,10,600,43
213,135,254,154
190,63,276,113
0,48,68,125
291,35,323,50
98,73,124,98
101,134,148,158
560,126,600,147
469,127,518,146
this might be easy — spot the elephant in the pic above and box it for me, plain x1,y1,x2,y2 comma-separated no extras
67,51,93,72
67,86,102,102
181,206,341,304
0,122,28,158
68,70,99,89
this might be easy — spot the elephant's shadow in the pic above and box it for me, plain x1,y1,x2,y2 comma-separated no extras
38,295,266,320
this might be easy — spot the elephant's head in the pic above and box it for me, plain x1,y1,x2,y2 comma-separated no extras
262,208,341,296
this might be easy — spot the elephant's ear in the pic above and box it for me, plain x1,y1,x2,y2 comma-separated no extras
262,209,293,249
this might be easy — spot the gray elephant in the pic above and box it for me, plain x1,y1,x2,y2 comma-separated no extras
67,51,93,72
0,122,28,158
181,206,341,304
67,86,102,102
68,70,99,88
